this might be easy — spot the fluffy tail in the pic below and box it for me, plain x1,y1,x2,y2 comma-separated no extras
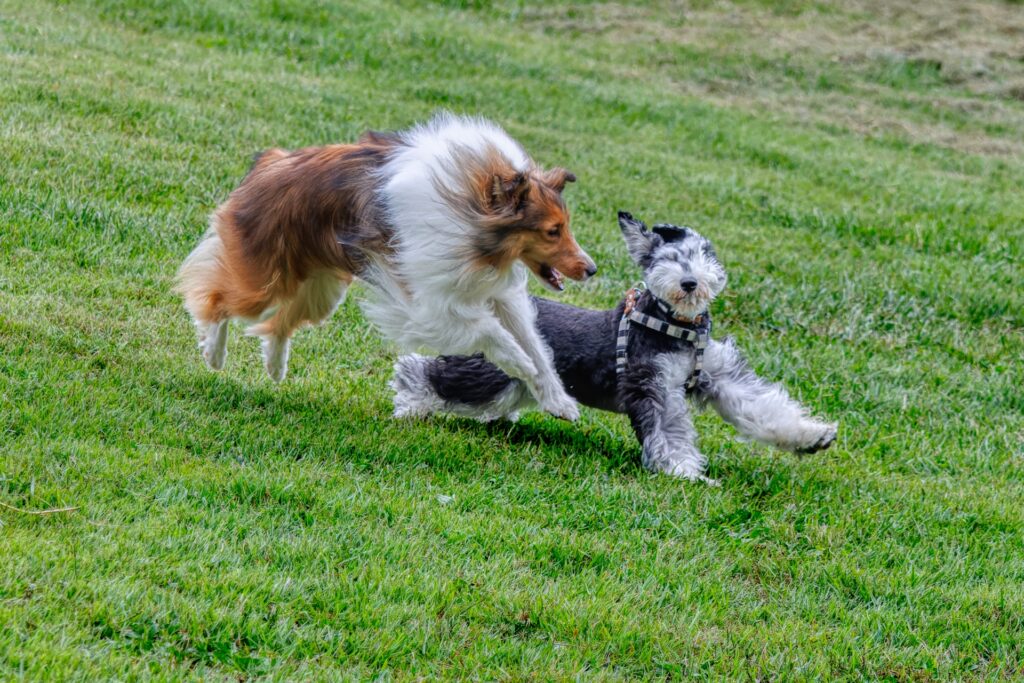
175,228,227,326
390,353,533,422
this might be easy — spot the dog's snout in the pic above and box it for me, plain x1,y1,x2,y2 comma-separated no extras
680,278,698,293
574,250,597,280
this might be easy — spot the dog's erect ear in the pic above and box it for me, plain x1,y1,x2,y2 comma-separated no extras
491,172,531,212
543,167,576,194
651,224,689,242
618,211,659,265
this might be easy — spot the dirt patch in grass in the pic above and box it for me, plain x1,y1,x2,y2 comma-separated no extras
674,79,1024,156
524,0,1024,155
525,0,1024,86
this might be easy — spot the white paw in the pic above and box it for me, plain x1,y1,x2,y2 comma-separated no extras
265,358,287,383
540,391,579,422
201,338,226,370
198,322,227,370
795,422,838,455
262,338,289,383
662,461,717,485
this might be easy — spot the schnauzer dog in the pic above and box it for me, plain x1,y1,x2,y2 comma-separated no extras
391,212,837,483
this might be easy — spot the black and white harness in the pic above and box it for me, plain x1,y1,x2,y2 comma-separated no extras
615,286,711,391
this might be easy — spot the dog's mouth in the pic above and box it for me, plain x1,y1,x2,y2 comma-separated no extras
537,264,565,292
669,290,710,317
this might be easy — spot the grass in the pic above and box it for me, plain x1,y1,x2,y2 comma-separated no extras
2,0,1023,679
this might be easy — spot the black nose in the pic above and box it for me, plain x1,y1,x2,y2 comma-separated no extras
680,278,698,293
585,265,597,278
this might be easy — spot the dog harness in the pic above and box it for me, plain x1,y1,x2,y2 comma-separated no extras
615,286,711,390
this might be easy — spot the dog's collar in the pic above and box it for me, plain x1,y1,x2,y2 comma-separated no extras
616,287,710,390
655,299,705,325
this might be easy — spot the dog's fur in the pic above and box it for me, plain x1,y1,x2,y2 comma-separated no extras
176,114,594,419
391,212,837,483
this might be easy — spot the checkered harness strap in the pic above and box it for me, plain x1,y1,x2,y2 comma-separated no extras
615,289,710,391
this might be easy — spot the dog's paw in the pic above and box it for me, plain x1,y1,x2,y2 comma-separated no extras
265,359,287,383
198,322,227,370
795,422,838,455
540,393,579,422
663,461,718,486
261,338,289,383
200,338,226,370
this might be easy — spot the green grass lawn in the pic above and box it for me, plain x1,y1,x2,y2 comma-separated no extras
2,0,1023,678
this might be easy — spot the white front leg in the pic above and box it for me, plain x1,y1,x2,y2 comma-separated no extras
462,312,539,382
699,338,837,453
493,292,579,421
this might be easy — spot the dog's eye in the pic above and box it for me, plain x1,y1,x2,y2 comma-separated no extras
545,226,560,238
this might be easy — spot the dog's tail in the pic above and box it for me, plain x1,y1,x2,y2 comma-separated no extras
175,227,228,326
391,353,533,422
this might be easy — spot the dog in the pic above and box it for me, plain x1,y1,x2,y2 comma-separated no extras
391,212,837,483
175,113,595,420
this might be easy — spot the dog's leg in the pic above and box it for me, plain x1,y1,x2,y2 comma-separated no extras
359,274,548,401
625,374,715,484
385,297,561,415
178,229,233,371
260,334,291,384
698,338,837,453
247,271,350,382
413,303,541,386
493,292,578,421
467,315,539,382
198,319,228,370
390,354,533,421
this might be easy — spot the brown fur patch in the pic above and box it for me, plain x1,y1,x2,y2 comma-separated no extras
177,136,399,324
432,144,590,281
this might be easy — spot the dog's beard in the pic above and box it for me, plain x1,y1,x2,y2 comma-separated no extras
666,284,712,319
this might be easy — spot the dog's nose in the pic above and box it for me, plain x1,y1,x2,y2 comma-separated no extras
584,264,598,278
680,278,698,293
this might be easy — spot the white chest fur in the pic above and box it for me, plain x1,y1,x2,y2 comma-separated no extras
654,351,697,393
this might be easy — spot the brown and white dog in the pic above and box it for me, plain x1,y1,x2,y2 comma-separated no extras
176,113,595,419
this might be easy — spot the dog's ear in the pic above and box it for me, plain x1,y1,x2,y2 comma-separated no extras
491,172,531,212
543,167,576,194
618,211,659,265
651,224,689,242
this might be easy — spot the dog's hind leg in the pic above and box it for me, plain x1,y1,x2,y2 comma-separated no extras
201,320,229,370
247,271,350,382
697,338,837,454
391,353,532,421
177,229,235,370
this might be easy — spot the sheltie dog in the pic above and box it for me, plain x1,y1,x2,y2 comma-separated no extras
175,113,595,419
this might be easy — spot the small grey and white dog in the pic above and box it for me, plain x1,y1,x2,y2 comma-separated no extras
392,212,837,483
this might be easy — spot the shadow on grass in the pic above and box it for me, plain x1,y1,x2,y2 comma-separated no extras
477,414,640,473
160,365,838,489
159,369,640,477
